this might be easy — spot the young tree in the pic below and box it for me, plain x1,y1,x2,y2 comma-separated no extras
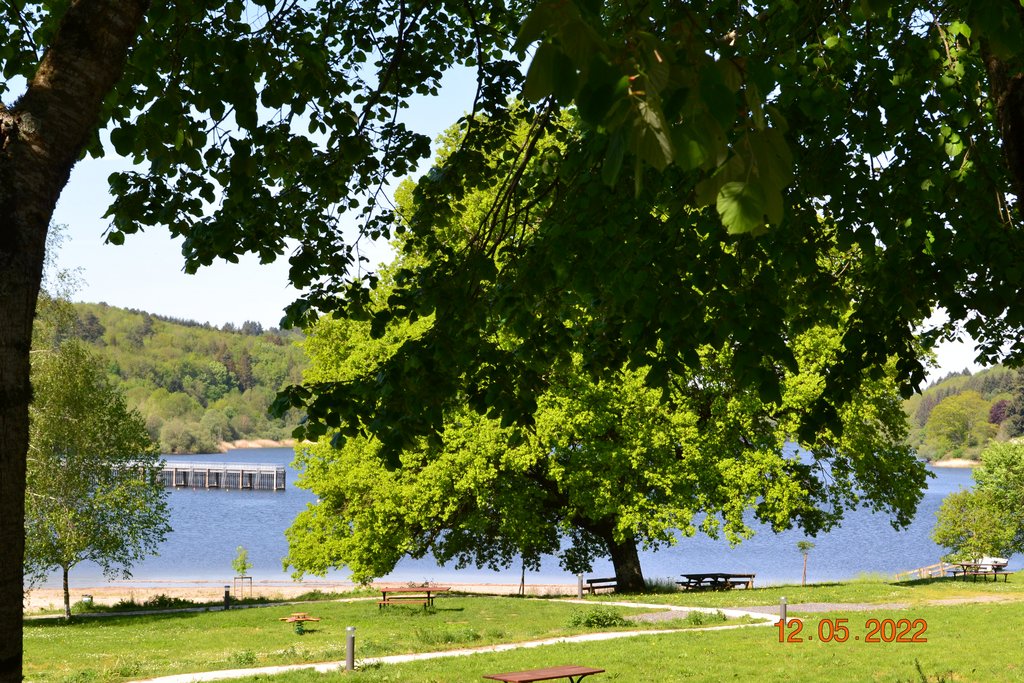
24,341,169,619
932,489,1015,563
972,441,1024,553
797,541,815,587
232,546,253,577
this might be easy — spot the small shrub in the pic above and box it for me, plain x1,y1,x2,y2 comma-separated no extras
643,577,681,594
106,657,142,677
567,606,629,628
230,649,257,666
685,610,727,626
415,626,481,645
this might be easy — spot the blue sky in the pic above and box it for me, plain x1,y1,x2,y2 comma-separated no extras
49,68,983,383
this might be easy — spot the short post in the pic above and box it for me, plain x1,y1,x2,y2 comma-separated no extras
346,626,356,671
779,596,787,625
224,585,231,610
577,573,584,599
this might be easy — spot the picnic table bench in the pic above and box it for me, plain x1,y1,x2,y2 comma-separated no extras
677,572,755,590
277,612,321,623
584,577,617,594
482,665,605,682
948,563,1014,582
378,585,450,608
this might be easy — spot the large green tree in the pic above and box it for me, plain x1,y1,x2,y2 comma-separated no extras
933,441,1024,561
6,2,1024,676
25,340,169,619
286,312,924,590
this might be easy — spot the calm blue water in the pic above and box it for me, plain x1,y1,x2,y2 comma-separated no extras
48,448,987,588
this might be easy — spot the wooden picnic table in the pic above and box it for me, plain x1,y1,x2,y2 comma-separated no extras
677,572,755,590
378,585,451,608
278,612,321,623
482,665,605,682
948,563,1014,582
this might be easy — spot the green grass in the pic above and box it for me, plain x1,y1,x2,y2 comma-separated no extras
590,575,1024,609
26,579,1024,682
23,596,695,682
230,601,1024,682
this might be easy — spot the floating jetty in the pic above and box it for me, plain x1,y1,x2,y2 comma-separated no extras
159,462,286,491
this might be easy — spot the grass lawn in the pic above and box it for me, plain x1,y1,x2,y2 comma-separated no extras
23,596,710,682
233,601,1024,682
596,574,1024,609
24,579,1024,682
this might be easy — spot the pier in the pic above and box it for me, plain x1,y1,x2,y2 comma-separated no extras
159,462,286,491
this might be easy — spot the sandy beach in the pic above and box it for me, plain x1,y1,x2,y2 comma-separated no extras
929,458,980,468
23,580,578,612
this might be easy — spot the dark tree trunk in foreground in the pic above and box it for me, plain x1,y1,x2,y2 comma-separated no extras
0,1,147,678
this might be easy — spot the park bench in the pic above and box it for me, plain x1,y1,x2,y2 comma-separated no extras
584,577,617,594
483,665,605,682
378,585,450,608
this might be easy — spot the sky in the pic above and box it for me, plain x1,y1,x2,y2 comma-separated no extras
48,69,985,384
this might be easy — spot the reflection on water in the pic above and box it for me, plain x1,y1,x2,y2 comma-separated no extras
46,448,986,588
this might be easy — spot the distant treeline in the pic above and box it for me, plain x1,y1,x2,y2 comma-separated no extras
904,365,1024,461
66,302,306,454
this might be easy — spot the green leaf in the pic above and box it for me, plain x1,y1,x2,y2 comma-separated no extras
551,48,578,105
601,131,627,186
523,42,556,102
631,100,673,171
716,181,767,235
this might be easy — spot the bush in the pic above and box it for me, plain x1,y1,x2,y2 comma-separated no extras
685,610,727,626
566,606,629,628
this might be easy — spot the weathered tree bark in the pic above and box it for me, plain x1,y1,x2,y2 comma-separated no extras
62,566,71,621
984,52,1024,203
577,517,646,592
605,534,646,592
0,1,147,678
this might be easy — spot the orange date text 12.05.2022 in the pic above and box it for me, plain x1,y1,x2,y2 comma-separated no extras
775,618,928,643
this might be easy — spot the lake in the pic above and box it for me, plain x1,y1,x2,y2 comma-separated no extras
45,447,989,588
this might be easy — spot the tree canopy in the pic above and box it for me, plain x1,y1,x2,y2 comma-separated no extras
286,296,925,589
25,340,169,619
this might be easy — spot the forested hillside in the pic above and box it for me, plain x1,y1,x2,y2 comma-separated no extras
905,366,1024,461
67,302,305,454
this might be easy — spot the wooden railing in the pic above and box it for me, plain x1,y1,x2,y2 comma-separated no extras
893,561,952,582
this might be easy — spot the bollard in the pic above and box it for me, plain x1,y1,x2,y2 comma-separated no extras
224,585,231,610
346,626,356,671
779,596,787,625
577,574,584,600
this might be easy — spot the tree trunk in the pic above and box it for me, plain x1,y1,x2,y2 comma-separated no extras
802,554,808,587
0,1,148,678
62,566,71,620
606,535,645,592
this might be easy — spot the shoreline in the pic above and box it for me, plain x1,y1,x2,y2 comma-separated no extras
929,458,980,468
23,580,579,612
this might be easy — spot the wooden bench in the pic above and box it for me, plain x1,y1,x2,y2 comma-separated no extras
959,570,1014,582
483,665,605,682
584,577,617,594
378,585,450,608
378,596,431,607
